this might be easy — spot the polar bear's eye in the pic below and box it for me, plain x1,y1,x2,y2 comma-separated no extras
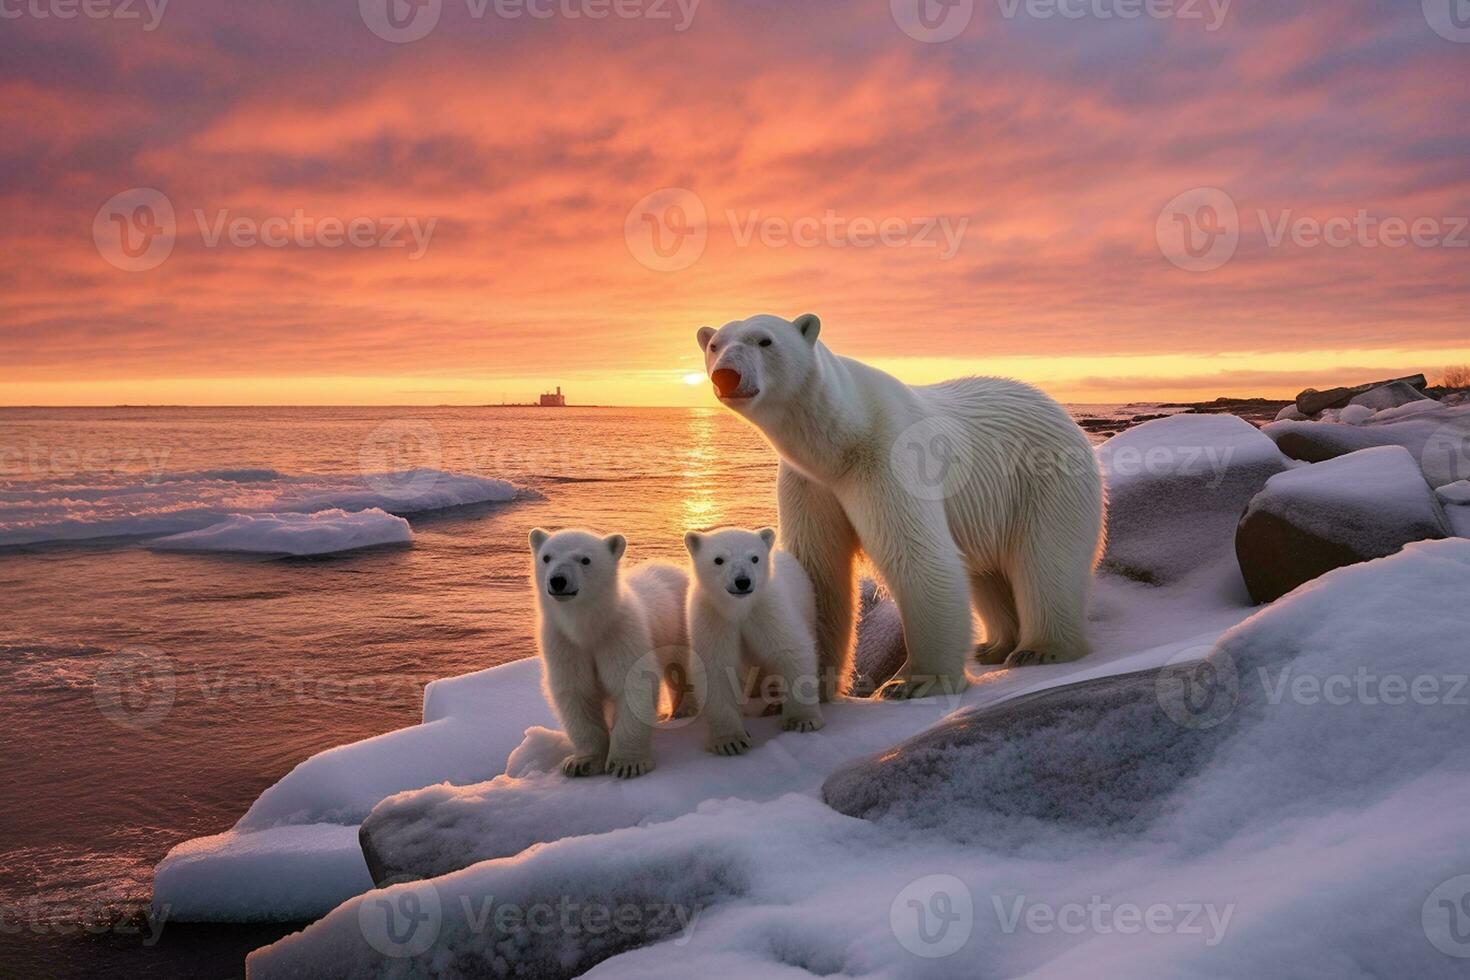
542,555,551,564
759,338,772,347
751,556,759,564
714,557,724,565
580,557,591,566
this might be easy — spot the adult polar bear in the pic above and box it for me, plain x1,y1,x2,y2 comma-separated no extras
698,313,1105,700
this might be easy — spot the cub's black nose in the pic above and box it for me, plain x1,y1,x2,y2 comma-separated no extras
711,368,743,397
549,575,568,592
734,576,751,591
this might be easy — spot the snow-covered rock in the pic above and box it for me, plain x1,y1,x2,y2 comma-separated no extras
1235,446,1448,603
1438,481,1470,537
0,467,525,547
822,668,1224,850
248,540,1470,979
1097,414,1290,586
1264,401,1470,488
1349,380,1431,412
150,508,411,556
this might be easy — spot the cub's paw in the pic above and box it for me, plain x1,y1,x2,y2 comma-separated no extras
604,756,654,779
783,714,825,733
708,732,752,757
561,754,605,778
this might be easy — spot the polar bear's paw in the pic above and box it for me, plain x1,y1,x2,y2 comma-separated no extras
708,732,752,757
1004,648,1085,668
875,675,965,700
561,754,606,778
604,755,655,779
975,642,1015,666
782,714,825,733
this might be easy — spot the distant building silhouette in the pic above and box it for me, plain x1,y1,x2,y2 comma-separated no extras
539,386,566,407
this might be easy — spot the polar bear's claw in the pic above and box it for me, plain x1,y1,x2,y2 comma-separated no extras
561,755,604,778
783,716,824,733
605,757,654,779
709,734,752,756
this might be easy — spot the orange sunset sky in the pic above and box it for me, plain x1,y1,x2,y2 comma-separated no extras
2,0,1468,407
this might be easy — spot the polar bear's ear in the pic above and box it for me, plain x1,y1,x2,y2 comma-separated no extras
697,326,716,351
757,527,777,550
604,534,627,561
529,528,549,552
793,313,821,344
684,531,703,555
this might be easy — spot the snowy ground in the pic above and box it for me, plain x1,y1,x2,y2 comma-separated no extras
141,408,1470,977
151,508,413,556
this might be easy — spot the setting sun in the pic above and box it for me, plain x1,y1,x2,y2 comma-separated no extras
682,372,707,386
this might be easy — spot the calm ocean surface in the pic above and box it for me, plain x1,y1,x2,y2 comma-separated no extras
0,405,1123,977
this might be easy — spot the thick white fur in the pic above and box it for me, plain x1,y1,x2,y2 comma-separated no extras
684,527,824,756
698,313,1105,700
530,528,691,779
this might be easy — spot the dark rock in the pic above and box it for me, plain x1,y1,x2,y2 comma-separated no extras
1296,374,1426,415
849,579,906,697
1348,381,1431,412
822,669,1227,847
1235,446,1449,603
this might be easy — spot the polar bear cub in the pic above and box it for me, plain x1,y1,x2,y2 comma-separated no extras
685,527,824,756
530,528,691,779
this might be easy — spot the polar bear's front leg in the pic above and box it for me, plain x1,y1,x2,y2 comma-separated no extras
604,637,658,779
690,606,752,756
778,462,858,702
856,503,974,700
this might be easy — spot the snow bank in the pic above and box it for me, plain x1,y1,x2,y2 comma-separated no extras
1440,481,1470,537
248,540,1470,979
153,659,556,921
0,467,523,547
150,508,412,556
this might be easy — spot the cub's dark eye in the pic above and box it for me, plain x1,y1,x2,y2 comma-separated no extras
714,557,724,565
759,338,772,347
580,557,591,566
751,556,759,563
542,555,551,563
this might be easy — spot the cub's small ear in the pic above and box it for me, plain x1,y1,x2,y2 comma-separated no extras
793,313,820,343
757,527,777,550
529,528,549,552
604,534,627,561
697,326,716,351
684,531,703,555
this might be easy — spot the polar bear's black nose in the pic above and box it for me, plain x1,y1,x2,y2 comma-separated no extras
711,368,743,397
734,575,751,592
549,575,568,593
